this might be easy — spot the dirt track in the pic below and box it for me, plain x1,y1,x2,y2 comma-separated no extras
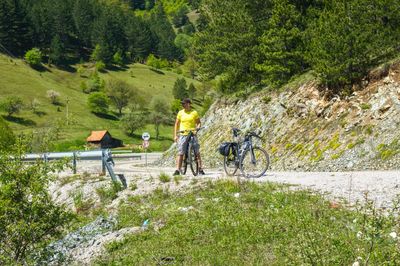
64,158,400,209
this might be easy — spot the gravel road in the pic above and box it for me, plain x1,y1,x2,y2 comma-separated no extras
65,158,400,209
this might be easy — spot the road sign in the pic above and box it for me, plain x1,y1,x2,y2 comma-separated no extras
142,132,150,141
143,140,150,149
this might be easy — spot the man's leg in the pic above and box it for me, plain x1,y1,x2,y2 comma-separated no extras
176,155,183,170
196,153,203,169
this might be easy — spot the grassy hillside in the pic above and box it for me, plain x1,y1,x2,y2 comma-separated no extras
0,54,201,151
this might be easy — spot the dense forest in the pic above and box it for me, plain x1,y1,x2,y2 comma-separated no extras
1,0,400,93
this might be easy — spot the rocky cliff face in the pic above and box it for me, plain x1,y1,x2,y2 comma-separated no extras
161,62,400,171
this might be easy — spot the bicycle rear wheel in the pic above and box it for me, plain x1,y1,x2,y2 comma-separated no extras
189,144,199,176
181,153,188,175
224,153,238,176
240,146,270,178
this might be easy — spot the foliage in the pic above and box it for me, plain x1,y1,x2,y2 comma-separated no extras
84,71,105,93
146,54,169,69
0,116,15,151
306,0,400,89
174,34,192,52
87,92,110,114
187,83,196,99
24,48,42,66
255,0,305,88
171,99,182,114
200,96,213,116
112,51,124,66
95,60,106,71
149,2,183,61
1,96,24,117
106,79,138,115
0,0,32,55
121,110,147,136
192,0,266,92
49,35,64,65
150,96,171,139
172,5,189,28
172,77,188,100
0,138,73,265
46,90,60,105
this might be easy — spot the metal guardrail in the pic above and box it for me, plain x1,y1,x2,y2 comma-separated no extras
22,149,127,188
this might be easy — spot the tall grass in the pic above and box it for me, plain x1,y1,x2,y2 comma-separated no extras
98,180,400,265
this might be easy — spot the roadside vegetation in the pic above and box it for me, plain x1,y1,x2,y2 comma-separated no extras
98,180,400,265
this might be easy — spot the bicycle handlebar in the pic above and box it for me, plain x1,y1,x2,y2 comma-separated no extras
231,127,262,139
177,127,204,134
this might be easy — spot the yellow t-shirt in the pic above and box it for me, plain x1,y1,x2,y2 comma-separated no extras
177,109,199,135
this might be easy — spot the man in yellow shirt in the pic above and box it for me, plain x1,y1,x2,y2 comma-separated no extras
173,98,205,175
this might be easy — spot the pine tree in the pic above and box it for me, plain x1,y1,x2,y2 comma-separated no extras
125,16,154,61
49,35,65,65
0,0,32,55
256,0,305,88
192,0,264,92
72,0,97,47
149,2,182,60
172,78,188,100
306,0,400,89
188,83,197,99
91,6,128,64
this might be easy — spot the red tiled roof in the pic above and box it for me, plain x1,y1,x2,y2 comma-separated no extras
86,130,108,142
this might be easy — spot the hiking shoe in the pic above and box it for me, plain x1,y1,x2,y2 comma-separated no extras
199,169,205,175
173,170,180,176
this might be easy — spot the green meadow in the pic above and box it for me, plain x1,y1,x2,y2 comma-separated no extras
0,54,200,151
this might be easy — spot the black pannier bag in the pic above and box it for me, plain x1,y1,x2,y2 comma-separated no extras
218,142,237,156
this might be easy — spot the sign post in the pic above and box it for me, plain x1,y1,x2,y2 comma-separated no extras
142,132,150,167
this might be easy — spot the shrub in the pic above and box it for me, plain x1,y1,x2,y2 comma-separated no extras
113,51,124,66
95,60,106,71
46,90,60,105
0,116,15,151
0,139,73,264
87,92,109,114
146,54,169,69
24,48,42,66
1,96,24,117
121,111,146,136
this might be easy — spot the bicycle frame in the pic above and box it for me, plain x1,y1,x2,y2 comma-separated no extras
231,131,259,165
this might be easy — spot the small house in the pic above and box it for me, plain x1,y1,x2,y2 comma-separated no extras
86,130,123,149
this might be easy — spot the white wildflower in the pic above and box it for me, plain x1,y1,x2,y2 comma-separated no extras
233,193,240,198
356,231,363,239
389,232,397,239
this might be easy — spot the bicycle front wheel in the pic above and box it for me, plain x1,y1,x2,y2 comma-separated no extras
240,146,270,178
188,144,199,176
224,153,238,176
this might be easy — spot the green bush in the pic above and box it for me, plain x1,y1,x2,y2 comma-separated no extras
146,54,169,69
95,60,106,71
0,139,73,264
87,92,110,114
0,116,15,151
24,48,42,66
113,51,124,66
1,96,24,117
